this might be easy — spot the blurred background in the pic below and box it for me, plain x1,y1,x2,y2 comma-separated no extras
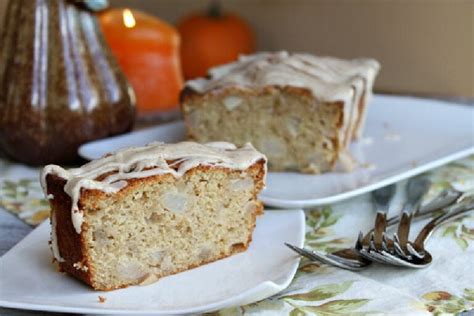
0,0,473,99
108,0,473,98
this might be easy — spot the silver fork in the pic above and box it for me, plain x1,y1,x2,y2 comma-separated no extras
285,186,461,270
393,177,431,259
358,177,431,264
370,184,396,252
285,184,395,270
407,194,473,259
365,194,474,268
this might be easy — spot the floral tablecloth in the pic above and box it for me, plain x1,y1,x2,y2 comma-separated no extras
0,154,473,315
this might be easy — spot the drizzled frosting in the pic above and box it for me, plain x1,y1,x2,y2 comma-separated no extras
186,51,380,105
41,141,267,235
186,51,380,146
50,212,65,262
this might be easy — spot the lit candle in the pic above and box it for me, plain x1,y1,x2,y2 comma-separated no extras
122,9,136,28
99,8,183,114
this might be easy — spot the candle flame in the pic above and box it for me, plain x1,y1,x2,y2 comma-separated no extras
123,9,136,28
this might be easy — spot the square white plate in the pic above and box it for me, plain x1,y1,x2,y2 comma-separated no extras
79,95,474,208
0,210,305,314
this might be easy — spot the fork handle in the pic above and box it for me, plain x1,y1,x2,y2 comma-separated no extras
362,188,461,245
379,189,459,228
413,197,474,248
371,184,396,246
397,201,421,246
397,178,430,246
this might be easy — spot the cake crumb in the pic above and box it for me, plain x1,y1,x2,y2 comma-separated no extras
73,261,89,272
384,133,401,141
335,150,357,172
138,273,159,286
98,296,107,303
361,162,377,170
360,137,374,145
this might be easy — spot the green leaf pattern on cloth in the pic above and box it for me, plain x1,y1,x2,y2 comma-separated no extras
282,281,354,302
421,288,474,315
305,207,351,254
423,156,474,251
0,178,49,225
282,281,376,315
213,281,376,315
297,299,370,315
440,216,474,251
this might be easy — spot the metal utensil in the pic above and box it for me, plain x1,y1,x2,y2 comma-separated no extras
393,177,431,258
365,195,473,268
358,177,431,264
285,185,460,270
371,184,396,249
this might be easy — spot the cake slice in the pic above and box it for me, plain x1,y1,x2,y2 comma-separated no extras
181,51,380,173
41,141,266,290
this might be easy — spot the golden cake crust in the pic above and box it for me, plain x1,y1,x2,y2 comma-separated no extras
46,160,265,290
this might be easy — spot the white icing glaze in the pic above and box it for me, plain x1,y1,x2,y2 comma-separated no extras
187,51,379,104
41,141,266,233
186,51,380,146
50,213,65,262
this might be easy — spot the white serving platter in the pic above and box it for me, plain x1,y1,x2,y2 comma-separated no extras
79,95,474,208
0,210,304,315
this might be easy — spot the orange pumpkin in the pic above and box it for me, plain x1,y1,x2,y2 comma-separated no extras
99,9,183,113
177,3,255,80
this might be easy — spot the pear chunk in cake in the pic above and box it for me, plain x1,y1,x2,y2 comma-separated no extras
181,51,380,173
41,141,266,290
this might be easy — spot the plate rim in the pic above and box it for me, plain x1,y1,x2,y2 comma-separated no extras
261,146,474,208
0,210,305,315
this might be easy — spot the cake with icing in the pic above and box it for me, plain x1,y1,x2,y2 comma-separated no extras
41,141,266,290
181,51,380,173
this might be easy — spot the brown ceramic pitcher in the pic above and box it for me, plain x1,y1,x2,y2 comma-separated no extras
0,0,136,165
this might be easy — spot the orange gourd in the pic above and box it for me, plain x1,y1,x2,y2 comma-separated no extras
178,3,255,80
99,9,183,113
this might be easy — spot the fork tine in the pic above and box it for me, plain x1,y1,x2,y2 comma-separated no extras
392,233,406,257
361,247,394,265
357,243,388,265
284,243,365,270
326,254,367,269
380,250,413,267
358,248,378,263
396,178,430,254
382,232,390,252
357,230,395,265
407,243,425,259
355,231,364,250
284,243,317,259
284,243,339,265
368,232,377,251
371,250,398,265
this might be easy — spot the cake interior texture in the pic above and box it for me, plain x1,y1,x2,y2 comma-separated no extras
183,87,344,173
47,162,265,291
181,51,380,174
